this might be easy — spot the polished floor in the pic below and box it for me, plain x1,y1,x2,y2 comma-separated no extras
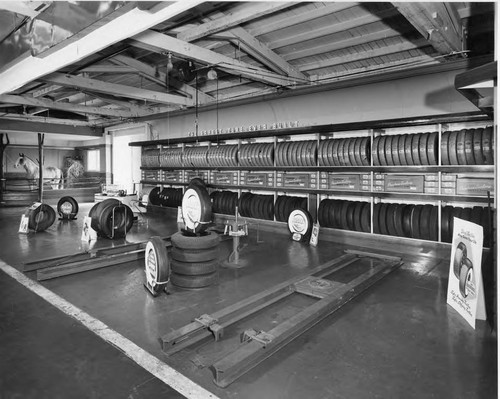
0,203,497,399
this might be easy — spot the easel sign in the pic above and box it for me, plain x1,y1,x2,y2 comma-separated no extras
309,224,319,247
18,214,29,234
446,217,486,329
81,216,97,242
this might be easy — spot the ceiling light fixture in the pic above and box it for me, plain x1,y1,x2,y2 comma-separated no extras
166,52,173,72
207,68,218,80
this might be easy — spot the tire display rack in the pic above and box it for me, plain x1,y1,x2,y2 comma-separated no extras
131,111,495,246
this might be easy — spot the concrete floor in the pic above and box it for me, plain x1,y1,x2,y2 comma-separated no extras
0,203,497,398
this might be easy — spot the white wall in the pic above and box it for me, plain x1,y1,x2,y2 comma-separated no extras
148,68,478,139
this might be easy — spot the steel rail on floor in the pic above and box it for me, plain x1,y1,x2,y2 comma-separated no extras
160,250,403,388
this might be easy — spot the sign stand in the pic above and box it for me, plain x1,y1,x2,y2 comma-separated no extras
223,207,249,269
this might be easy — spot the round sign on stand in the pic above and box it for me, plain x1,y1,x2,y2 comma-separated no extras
181,183,212,234
57,196,79,220
144,236,170,296
288,208,313,242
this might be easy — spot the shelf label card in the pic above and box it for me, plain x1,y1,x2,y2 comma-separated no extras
328,174,360,190
446,217,485,329
456,178,494,196
384,175,424,193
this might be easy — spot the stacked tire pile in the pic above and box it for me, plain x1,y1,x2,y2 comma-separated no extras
373,203,438,240
318,137,370,166
239,143,274,167
275,195,307,222
442,127,493,165
238,192,274,220
442,205,493,245
318,199,371,232
275,140,317,166
184,146,209,168
170,231,220,288
89,198,134,239
141,148,160,167
211,190,238,215
159,147,183,167
24,202,56,232
207,145,238,167
372,132,439,166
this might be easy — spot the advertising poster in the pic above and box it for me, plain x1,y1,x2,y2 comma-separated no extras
81,216,97,242
447,217,485,328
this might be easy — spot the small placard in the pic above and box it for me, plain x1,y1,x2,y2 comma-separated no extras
283,173,311,188
328,174,360,190
309,224,319,247
456,178,494,196
18,215,29,234
81,216,97,242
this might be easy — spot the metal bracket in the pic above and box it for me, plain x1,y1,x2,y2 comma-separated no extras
194,314,224,341
241,329,275,347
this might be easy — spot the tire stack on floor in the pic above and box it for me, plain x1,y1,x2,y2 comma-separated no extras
89,198,134,239
238,192,274,220
275,195,307,222
373,203,438,241
170,231,220,288
441,205,493,245
318,137,370,166
318,199,371,233
24,202,56,232
442,127,493,165
211,190,238,215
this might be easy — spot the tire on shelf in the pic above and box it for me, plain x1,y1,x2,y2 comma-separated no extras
26,203,56,232
145,236,170,294
170,272,217,289
171,259,218,276
57,196,79,219
171,231,220,250
171,247,219,263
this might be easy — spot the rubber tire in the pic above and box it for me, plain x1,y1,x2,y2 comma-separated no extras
145,236,170,293
171,259,218,276
170,272,217,289
57,196,78,219
171,231,220,250
459,259,473,298
454,242,467,278
99,202,134,239
27,203,56,232
182,184,212,234
90,198,121,234
171,247,218,263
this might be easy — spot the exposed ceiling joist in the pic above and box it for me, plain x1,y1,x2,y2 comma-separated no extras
39,73,195,107
177,2,294,43
0,118,103,136
132,30,305,87
0,0,205,96
110,54,214,103
392,2,463,55
32,84,63,98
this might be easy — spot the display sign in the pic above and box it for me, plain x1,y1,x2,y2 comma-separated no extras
456,178,494,196
185,171,208,183
384,175,424,193
18,215,29,234
81,216,97,242
277,173,316,188
243,172,273,187
328,174,360,190
162,171,182,182
212,172,238,185
446,218,486,328
309,224,319,247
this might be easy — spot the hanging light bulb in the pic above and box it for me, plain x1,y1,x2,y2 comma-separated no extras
166,52,173,72
207,68,218,80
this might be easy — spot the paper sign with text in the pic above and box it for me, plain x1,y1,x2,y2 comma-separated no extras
447,217,485,328
81,216,97,242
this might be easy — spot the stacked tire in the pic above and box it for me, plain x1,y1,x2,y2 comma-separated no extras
318,137,370,166
239,143,274,167
207,145,238,167
318,199,371,232
373,132,439,166
238,192,274,220
211,190,238,215
275,140,317,167
442,127,493,165
89,198,134,239
442,205,493,246
148,187,161,206
170,231,220,288
275,195,307,222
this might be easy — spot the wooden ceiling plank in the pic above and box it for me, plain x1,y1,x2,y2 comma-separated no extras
299,38,430,72
392,2,463,55
39,72,194,107
110,54,214,103
0,93,152,118
32,84,63,98
0,0,205,95
177,2,294,42
78,65,138,74
132,30,303,87
0,118,103,135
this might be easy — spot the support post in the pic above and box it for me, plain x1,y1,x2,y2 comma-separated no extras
38,133,44,202
0,133,9,204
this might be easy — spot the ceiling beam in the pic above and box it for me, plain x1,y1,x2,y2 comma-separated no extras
392,2,463,55
0,119,103,136
132,30,304,87
0,0,205,96
177,2,294,42
39,73,195,107
0,94,156,118
0,1,51,18
110,54,214,103
77,65,138,74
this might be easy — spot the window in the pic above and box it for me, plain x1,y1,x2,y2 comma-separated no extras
86,149,100,171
